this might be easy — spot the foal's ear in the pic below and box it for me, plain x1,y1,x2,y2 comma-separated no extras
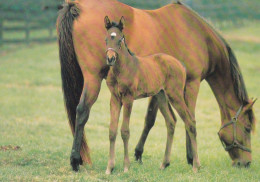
104,16,112,30
118,16,125,31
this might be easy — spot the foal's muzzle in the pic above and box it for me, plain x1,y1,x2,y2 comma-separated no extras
106,48,118,66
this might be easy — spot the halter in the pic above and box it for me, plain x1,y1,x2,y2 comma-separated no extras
105,36,125,54
218,105,251,153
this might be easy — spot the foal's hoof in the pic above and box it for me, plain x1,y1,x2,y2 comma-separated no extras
105,167,114,175
192,166,201,173
134,149,143,164
70,157,81,172
160,162,170,170
124,167,129,173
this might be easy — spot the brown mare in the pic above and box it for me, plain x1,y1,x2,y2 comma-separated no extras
104,16,200,173
57,0,256,172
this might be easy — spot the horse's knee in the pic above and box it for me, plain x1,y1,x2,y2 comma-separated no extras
121,129,130,141
145,111,156,129
185,123,197,137
76,102,90,127
167,122,175,135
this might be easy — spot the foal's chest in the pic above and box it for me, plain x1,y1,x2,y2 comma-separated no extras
106,74,135,98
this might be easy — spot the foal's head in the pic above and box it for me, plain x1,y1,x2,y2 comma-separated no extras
104,16,126,66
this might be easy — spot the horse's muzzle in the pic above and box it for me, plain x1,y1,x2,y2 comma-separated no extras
107,56,116,66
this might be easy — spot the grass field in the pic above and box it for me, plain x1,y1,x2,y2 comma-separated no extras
0,23,259,181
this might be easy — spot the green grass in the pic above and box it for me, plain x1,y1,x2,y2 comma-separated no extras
0,24,259,181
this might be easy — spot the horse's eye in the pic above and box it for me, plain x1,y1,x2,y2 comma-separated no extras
245,127,251,133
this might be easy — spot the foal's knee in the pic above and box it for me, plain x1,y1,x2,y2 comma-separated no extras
121,129,130,141
109,129,117,141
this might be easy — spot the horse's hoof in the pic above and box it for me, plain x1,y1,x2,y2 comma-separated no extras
134,148,143,163
186,155,193,166
79,157,83,165
160,162,170,170
70,157,81,172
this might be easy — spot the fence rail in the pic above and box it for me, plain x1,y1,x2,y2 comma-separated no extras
1,0,259,46
0,8,57,46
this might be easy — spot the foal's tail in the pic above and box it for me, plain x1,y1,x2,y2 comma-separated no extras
57,1,91,164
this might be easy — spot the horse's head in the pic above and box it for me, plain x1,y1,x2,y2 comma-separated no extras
218,99,256,167
104,16,125,66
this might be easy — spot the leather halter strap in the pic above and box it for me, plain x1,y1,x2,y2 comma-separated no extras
105,36,125,54
218,105,251,153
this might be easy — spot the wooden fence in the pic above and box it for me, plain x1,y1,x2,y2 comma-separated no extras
0,8,57,46
1,0,258,46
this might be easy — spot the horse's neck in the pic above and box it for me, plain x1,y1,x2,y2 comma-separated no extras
82,0,116,4
207,72,243,124
81,0,123,10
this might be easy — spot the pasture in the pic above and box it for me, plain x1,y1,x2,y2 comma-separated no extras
0,24,259,181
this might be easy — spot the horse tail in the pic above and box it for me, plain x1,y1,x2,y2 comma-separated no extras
57,1,91,164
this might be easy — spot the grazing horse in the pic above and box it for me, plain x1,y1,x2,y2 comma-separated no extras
104,16,200,173
56,0,256,171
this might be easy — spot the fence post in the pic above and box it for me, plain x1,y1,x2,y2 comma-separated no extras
25,10,30,44
0,19,3,46
49,26,53,39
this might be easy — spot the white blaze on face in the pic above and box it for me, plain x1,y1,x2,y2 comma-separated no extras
111,32,117,38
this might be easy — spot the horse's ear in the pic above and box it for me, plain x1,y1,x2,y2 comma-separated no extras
118,16,125,31
244,98,257,111
104,16,112,30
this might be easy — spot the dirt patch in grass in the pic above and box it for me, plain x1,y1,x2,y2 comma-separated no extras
0,145,22,151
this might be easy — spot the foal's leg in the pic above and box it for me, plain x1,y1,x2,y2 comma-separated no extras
106,94,122,175
135,96,158,162
156,91,177,169
121,97,133,172
70,74,102,171
167,91,200,172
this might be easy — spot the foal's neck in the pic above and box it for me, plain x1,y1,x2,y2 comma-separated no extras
113,46,138,77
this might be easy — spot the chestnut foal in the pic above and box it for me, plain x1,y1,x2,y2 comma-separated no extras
104,16,200,174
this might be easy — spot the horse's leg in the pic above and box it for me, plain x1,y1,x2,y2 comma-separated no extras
167,90,200,172
70,74,102,171
106,94,122,175
135,96,158,162
183,80,200,165
156,91,176,170
121,97,133,172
